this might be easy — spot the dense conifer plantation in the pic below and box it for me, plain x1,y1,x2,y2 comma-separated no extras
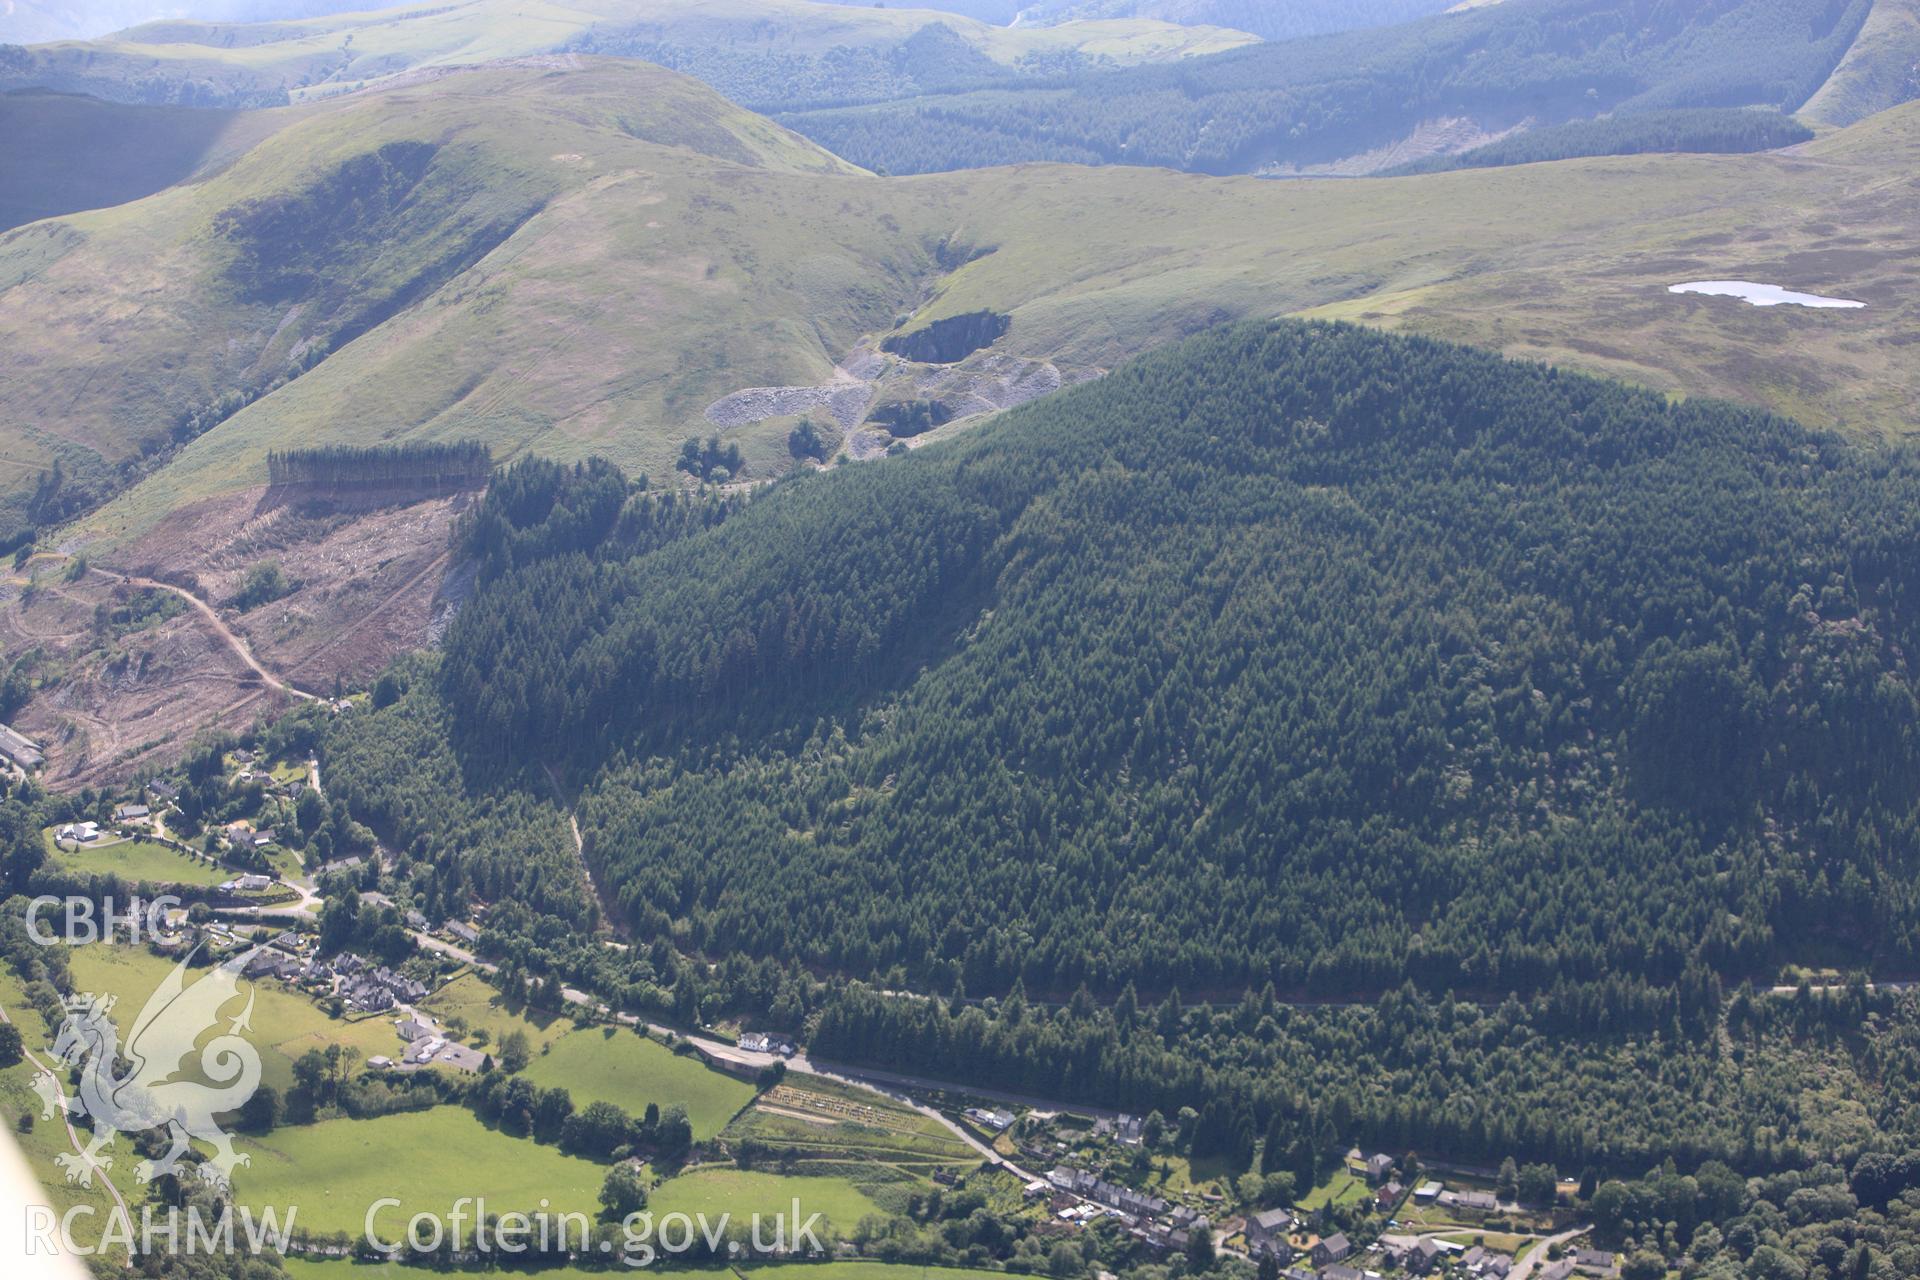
428,321,1920,1003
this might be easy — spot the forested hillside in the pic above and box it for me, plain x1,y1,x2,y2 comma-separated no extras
781,0,1876,174
1386,108,1815,175
813,0,1455,41
429,322,1920,1004
0,0,1251,111
1013,0,1456,41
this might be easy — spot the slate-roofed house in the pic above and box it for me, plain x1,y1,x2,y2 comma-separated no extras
1574,1250,1617,1274
147,779,181,803
1410,1238,1445,1274
1320,1266,1363,1280
242,950,301,981
1311,1233,1352,1266
348,979,396,1012
1445,1188,1499,1213
448,921,480,944
1245,1208,1293,1258
1540,1261,1577,1280
115,803,151,823
371,966,428,1003
1365,1152,1395,1183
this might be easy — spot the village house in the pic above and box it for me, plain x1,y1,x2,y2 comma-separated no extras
1442,1188,1500,1213
447,920,480,944
1116,1114,1145,1144
146,779,180,805
346,978,396,1012
1244,1208,1294,1258
242,950,302,982
1462,1246,1515,1278
964,1107,1015,1131
1574,1249,1617,1274
220,874,274,894
1414,1180,1443,1203
370,966,429,1003
1539,1260,1577,1280
1320,1266,1363,1280
114,803,151,824
1365,1153,1395,1184
1311,1233,1352,1267
1409,1238,1445,1274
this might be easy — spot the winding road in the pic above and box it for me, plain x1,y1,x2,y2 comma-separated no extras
89,568,319,701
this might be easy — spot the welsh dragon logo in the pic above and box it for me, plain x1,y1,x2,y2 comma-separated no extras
36,946,263,1187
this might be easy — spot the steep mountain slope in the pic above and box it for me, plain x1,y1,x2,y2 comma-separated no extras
0,0,1255,108
0,59,891,543
11,60,1918,558
780,0,1878,175
1802,0,1920,125
419,321,1920,997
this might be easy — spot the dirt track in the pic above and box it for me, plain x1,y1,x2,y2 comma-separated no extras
92,568,318,701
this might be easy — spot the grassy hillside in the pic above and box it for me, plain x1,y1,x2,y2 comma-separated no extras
1802,0,1920,125
779,0,1876,174
10,61,1919,556
0,0,1255,108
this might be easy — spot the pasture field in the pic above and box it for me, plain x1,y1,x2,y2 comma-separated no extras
416,970,568,1048
42,829,230,888
232,1108,606,1238
523,1024,757,1141
649,1167,885,1237
0,966,145,1252
63,944,401,1094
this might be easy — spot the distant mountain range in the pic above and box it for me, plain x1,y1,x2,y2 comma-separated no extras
0,0,366,44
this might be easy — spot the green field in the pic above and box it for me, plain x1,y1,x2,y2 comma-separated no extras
522,1026,757,1141
0,967,145,1253
65,944,402,1094
649,1168,885,1237
1299,1168,1371,1212
233,1108,607,1238
422,972,756,1140
43,829,230,888
417,970,571,1049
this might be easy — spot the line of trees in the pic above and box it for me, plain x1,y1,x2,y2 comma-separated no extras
265,440,492,489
